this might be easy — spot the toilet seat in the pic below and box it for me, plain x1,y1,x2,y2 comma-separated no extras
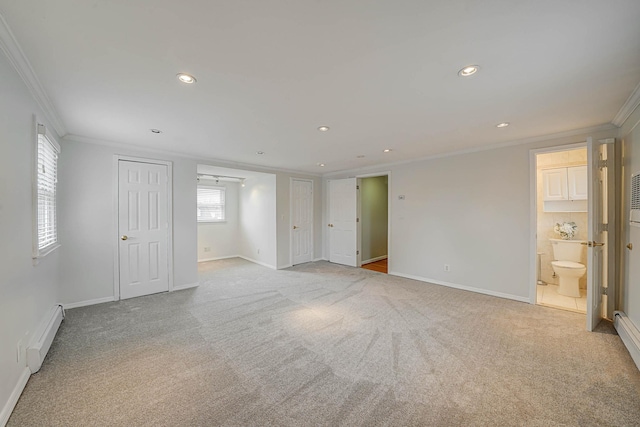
551,260,584,269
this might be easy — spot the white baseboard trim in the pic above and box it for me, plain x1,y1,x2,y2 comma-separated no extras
62,296,115,310
388,271,530,303
614,311,640,370
362,255,388,265
0,367,30,427
173,282,199,291
198,255,239,263
238,256,277,270
313,258,327,262
278,264,293,270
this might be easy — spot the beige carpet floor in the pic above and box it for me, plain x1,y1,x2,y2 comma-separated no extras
8,258,640,426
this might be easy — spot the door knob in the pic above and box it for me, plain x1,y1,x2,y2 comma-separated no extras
121,235,128,241
627,243,633,250
293,225,298,229
581,241,604,247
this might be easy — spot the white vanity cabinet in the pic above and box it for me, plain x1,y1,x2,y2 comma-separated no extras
542,165,587,212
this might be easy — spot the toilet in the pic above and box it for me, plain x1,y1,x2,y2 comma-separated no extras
550,239,586,297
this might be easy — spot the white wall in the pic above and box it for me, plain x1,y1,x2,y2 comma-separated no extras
57,139,198,305
0,51,61,422
621,104,640,330
197,180,239,261
324,128,618,302
360,176,388,262
239,174,277,268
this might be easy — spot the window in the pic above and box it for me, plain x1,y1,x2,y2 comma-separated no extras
197,186,226,222
33,123,61,257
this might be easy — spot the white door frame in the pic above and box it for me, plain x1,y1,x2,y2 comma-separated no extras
290,177,314,266
112,155,174,300
356,171,391,269
528,142,587,305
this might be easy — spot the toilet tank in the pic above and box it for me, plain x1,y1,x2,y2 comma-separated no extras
550,239,584,262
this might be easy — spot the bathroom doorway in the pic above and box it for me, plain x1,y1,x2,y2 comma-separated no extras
533,146,589,314
530,139,617,331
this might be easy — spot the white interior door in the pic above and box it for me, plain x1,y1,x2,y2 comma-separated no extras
329,178,357,267
586,138,614,331
118,160,169,299
292,179,313,265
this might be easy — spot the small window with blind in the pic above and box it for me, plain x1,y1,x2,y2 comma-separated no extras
197,186,226,222
33,123,61,258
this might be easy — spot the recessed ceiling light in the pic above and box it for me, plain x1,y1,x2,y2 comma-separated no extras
150,129,162,134
357,155,365,158
383,149,392,153
317,163,325,167
256,151,265,155
458,65,479,77
176,73,197,84
496,122,510,128
317,126,330,132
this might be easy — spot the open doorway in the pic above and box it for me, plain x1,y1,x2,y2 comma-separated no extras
196,165,277,271
358,175,389,274
534,146,589,313
530,138,616,331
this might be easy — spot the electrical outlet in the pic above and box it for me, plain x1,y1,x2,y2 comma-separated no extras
444,264,451,272
203,247,211,252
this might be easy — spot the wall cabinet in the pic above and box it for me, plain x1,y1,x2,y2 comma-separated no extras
542,166,587,212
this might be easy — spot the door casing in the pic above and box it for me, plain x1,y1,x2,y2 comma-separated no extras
528,140,617,330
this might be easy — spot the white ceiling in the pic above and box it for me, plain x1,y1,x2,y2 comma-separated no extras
1,0,640,174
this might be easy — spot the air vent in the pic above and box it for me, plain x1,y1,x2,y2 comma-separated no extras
631,173,640,226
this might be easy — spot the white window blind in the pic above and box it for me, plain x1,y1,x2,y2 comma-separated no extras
197,186,226,222
35,126,60,254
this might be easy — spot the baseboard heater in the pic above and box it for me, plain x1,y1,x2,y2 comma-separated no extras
614,311,640,371
27,305,64,373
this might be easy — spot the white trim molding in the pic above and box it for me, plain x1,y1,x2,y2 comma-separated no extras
389,271,530,304
362,255,388,265
238,256,277,270
0,12,66,137
198,255,240,263
0,367,30,427
322,123,616,178
612,81,640,127
173,282,200,291
614,311,640,370
62,296,115,310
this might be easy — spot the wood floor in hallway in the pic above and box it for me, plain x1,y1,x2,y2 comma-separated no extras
361,258,387,274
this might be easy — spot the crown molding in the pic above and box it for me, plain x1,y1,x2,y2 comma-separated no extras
63,134,321,178
612,81,640,127
322,123,617,178
0,12,66,137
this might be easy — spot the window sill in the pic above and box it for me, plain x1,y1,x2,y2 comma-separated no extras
33,243,61,265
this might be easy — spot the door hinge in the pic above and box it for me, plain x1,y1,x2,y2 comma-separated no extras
601,223,608,232
357,250,359,255
356,185,360,190
602,287,608,296
599,159,608,169
356,218,359,222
